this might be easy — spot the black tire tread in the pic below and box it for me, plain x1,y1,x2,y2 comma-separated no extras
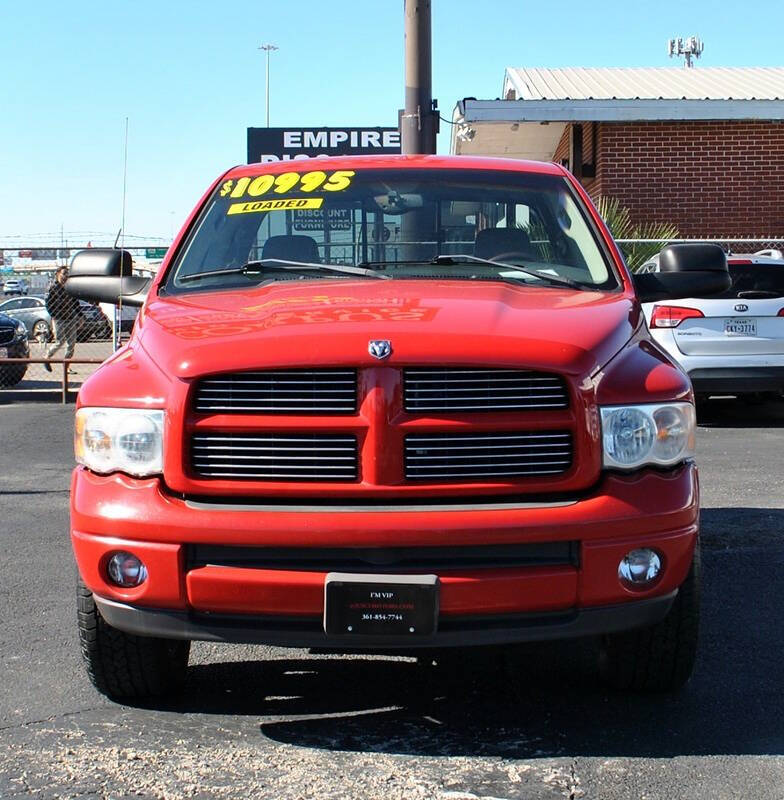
600,542,701,692
0,364,26,387
77,578,190,700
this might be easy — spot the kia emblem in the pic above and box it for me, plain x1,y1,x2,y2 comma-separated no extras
368,339,392,360
734,303,749,312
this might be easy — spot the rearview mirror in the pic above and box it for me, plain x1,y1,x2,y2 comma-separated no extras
632,243,731,303
65,249,151,307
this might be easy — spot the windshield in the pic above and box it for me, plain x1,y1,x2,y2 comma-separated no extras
165,168,618,293
713,262,784,298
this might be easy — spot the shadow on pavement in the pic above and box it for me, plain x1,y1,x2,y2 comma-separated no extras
701,507,784,548
142,521,784,760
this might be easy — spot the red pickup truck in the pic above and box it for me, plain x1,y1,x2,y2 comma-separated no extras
67,155,729,699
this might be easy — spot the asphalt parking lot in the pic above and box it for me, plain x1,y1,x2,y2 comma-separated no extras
1,400,783,799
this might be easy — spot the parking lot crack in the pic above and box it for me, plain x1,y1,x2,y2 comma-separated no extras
0,706,105,733
568,760,582,800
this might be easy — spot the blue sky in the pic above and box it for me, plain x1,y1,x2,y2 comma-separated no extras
1,0,782,245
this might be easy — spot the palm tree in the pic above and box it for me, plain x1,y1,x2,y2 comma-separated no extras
596,197,679,272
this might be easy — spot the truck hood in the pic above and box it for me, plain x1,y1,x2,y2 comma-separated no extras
139,279,638,379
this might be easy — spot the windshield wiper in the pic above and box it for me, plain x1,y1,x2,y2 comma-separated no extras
358,254,594,290
179,259,389,283
429,254,595,290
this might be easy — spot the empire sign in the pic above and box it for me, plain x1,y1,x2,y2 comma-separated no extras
247,126,401,164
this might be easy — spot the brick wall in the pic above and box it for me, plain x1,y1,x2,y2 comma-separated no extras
553,126,570,165
552,123,601,197
594,121,784,237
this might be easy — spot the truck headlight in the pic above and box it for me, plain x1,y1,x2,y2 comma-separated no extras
600,402,695,470
75,408,164,477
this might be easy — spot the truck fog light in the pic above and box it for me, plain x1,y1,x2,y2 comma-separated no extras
618,548,661,587
106,552,148,587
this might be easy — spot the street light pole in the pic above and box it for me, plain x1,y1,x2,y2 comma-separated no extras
259,43,279,127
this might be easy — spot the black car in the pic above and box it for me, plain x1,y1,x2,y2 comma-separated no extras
78,301,112,341
0,312,30,387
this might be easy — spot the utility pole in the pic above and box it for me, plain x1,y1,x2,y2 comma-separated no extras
116,116,129,352
401,0,438,154
259,44,279,126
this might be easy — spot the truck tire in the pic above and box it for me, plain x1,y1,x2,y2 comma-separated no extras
599,541,700,692
0,363,26,387
77,577,190,700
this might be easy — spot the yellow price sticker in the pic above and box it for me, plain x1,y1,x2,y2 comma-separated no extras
220,170,355,200
226,197,324,216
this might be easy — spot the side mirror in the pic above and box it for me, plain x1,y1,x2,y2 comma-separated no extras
632,243,731,303
65,249,151,307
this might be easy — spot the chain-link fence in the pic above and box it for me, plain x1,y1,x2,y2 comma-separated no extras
0,247,156,399
615,238,784,271
2,238,783,400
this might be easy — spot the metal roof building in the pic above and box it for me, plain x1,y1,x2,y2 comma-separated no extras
451,67,784,237
502,66,784,102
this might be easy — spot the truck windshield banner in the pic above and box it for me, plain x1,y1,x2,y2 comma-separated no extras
247,127,401,164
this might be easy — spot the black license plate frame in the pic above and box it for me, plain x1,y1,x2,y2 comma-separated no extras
323,572,439,637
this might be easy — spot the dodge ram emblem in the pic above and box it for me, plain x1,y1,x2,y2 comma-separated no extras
734,303,749,312
368,339,392,360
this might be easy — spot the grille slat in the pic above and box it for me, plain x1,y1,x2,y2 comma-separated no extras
194,369,357,414
191,433,358,481
409,379,564,386
194,456,357,463
404,368,569,413
408,390,561,405
404,470,567,479
409,433,570,442
408,381,558,395
405,431,573,481
196,407,355,412
408,452,573,460
408,462,572,469
193,444,356,454
199,389,355,395
193,463,356,470
193,438,355,444
407,402,567,411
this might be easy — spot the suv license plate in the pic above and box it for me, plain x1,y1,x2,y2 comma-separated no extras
323,573,438,637
724,318,756,336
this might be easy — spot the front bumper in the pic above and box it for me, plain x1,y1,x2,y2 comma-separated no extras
649,329,784,394
688,366,784,394
1,338,29,357
93,591,677,649
71,463,699,647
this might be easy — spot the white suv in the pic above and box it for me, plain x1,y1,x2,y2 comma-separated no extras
641,250,784,400
2,277,28,295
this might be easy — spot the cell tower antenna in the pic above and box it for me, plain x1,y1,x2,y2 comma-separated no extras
668,36,704,68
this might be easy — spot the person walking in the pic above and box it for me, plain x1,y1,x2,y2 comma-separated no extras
44,267,82,371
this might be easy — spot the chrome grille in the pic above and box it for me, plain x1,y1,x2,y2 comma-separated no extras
403,368,569,412
0,327,14,346
193,369,357,414
191,433,358,481
405,431,573,480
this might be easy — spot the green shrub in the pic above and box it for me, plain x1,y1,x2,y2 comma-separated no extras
596,196,679,272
